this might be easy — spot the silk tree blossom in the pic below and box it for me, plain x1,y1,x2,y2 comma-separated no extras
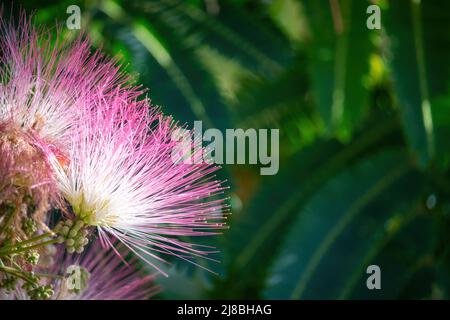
0,12,132,220
0,12,137,251
55,242,159,300
50,90,229,273
0,11,228,298
0,13,130,151
0,242,158,300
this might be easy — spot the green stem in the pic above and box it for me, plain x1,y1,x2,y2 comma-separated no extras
0,239,58,257
0,232,54,254
411,0,434,158
0,265,35,284
35,273,65,280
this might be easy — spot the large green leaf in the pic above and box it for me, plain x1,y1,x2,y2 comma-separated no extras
264,149,421,299
342,212,435,299
303,0,374,140
135,0,292,76
96,0,231,130
232,57,323,155
114,0,293,86
384,0,450,167
153,265,209,299
211,117,400,298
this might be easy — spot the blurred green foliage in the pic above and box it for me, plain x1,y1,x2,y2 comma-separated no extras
11,0,450,299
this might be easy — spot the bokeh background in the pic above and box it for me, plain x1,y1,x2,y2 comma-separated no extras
7,0,450,299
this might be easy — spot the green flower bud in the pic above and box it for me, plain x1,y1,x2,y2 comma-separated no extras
61,226,70,236
25,250,40,265
75,246,84,254
1,276,18,292
22,218,37,237
69,228,78,238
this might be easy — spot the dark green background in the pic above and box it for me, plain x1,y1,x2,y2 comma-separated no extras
9,0,450,299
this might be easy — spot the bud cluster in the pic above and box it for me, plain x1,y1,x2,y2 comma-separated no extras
54,220,90,254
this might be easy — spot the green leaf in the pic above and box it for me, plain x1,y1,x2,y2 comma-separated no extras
384,0,450,167
343,212,435,299
231,57,323,155
303,0,374,140
153,265,208,299
101,1,223,126
264,149,420,299
212,117,399,298
125,0,292,76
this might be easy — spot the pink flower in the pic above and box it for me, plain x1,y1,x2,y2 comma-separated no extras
55,241,159,300
0,241,159,300
51,89,228,274
1,11,229,277
0,12,127,151
0,11,131,234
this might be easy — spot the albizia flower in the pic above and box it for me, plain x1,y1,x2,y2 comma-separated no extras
0,241,158,300
0,12,129,223
55,241,159,300
0,13,125,151
1,11,228,278
50,89,228,273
